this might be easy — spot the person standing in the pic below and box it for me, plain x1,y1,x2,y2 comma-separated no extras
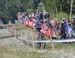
17,12,24,24
60,21,66,39
62,18,70,39
72,17,75,38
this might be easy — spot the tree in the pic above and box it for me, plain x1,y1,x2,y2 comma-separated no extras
0,0,33,20
0,0,75,21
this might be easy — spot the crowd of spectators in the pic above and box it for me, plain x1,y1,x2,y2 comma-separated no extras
16,10,75,40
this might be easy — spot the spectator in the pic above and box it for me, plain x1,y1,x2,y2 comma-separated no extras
62,18,70,39
68,23,72,39
60,21,66,39
72,17,75,38
17,12,24,24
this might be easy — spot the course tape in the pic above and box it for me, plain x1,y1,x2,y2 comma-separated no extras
33,39,75,43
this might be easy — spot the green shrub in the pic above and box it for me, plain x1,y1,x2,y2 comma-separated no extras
27,9,33,13
56,12,69,22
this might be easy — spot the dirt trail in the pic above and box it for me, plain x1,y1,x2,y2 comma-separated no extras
0,29,24,47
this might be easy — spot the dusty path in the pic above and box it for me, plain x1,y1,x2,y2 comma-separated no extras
0,29,75,58
0,29,25,47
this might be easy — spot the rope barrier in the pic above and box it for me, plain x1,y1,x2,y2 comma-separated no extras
33,39,75,43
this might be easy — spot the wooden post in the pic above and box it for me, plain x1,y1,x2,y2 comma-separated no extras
15,29,17,39
31,31,35,50
20,31,25,46
50,28,55,50
24,30,29,48
51,38,55,50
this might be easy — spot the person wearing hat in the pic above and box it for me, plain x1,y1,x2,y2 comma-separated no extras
17,12,24,24
72,17,75,38
62,18,70,39
60,20,66,39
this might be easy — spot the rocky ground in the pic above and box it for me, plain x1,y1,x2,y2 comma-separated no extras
0,29,24,47
0,29,75,58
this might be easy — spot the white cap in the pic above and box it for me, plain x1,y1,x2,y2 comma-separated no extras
62,18,66,20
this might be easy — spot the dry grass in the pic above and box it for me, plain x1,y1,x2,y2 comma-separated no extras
0,25,75,58
0,46,41,58
0,43,75,58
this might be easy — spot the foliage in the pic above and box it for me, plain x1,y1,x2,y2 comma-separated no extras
44,0,71,13
0,0,33,19
56,12,69,22
0,0,75,20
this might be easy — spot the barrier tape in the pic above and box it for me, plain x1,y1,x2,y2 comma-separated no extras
33,39,75,43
